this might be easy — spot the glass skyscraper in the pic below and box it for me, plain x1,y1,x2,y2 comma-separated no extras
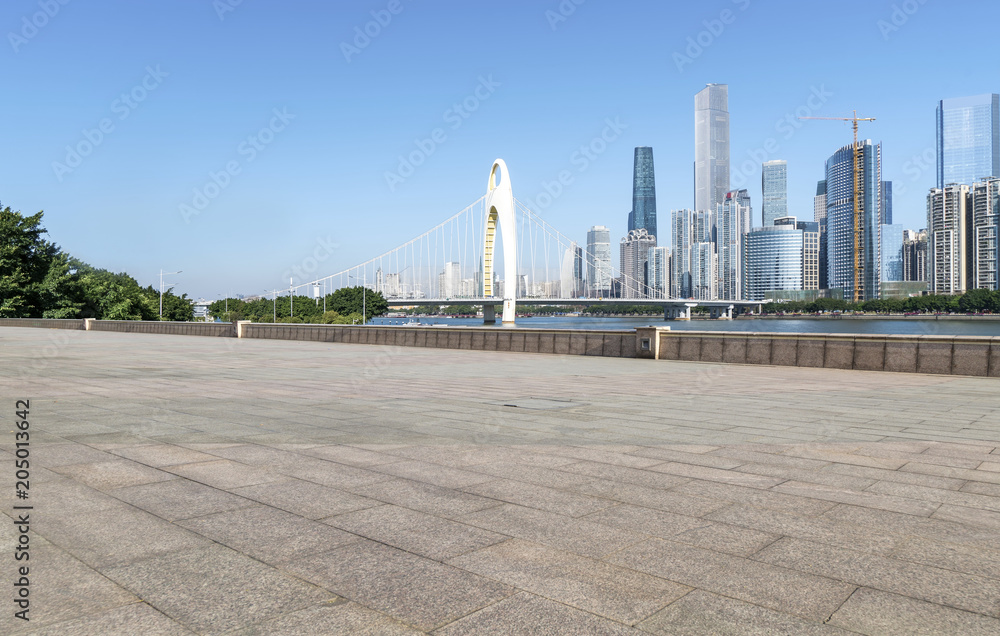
880,180,893,225
761,160,787,227
815,180,828,289
694,84,730,213
825,140,882,300
743,224,805,301
629,147,657,238
620,229,656,298
718,189,752,300
671,209,694,298
880,224,904,282
647,246,670,299
586,225,612,298
936,94,1000,188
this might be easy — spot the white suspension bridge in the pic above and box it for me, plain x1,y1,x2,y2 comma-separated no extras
280,160,761,324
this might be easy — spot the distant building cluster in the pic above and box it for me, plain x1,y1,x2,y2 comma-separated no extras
562,86,999,304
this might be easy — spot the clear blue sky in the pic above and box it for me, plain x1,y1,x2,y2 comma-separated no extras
3,0,996,299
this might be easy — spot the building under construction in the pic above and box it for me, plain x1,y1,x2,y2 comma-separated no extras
824,140,883,301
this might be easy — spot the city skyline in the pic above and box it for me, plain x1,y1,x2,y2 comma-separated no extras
3,1,998,299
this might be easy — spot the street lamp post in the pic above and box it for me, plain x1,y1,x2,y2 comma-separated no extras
265,289,277,322
159,269,182,319
350,273,367,325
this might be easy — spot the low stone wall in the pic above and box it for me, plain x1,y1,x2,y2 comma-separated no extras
241,324,637,358
1,319,995,377
88,321,236,337
657,330,1000,377
0,318,85,330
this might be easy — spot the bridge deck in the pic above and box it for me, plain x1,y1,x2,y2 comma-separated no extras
3,327,999,634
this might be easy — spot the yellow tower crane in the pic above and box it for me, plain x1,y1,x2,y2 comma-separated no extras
799,111,876,302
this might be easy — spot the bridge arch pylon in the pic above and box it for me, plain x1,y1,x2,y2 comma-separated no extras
482,159,517,324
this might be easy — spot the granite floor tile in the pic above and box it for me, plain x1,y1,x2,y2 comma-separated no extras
0,544,137,636
707,503,902,556
433,591,639,635
462,478,616,517
36,506,210,569
771,480,940,516
466,461,597,488
230,478,380,519
51,459,177,491
828,587,1000,635
557,461,690,490
448,540,690,625
163,459,284,489
372,459,494,488
889,535,1000,580
458,504,645,559
638,589,854,635
325,504,507,560
301,444,405,467
276,456,397,489
670,479,838,516
111,478,257,521
351,478,500,518
104,545,329,635
568,479,728,517
284,539,514,632
177,505,359,564
110,444,225,467
607,539,855,622
755,537,1000,618
20,602,195,636
230,599,421,635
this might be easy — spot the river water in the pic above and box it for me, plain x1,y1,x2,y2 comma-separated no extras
369,315,1000,336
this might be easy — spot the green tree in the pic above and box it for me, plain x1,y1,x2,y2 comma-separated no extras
958,288,996,313
38,253,85,318
329,286,388,320
77,270,157,320
0,206,60,317
142,286,194,321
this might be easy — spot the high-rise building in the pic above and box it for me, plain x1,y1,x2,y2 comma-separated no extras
694,84,730,213
903,229,929,282
743,222,806,301
384,272,401,298
690,242,716,301
718,189,753,300
761,160,787,227
927,184,971,294
880,224,904,282
671,209,694,298
825,140,882,301
586,226,612,298
438,262,462,298
647,246,670,298
972,177,1000,290
815,179,828,289
880,180,893,225
792,218,821,291
620,228,656,298
936,93,1000,189
629,147,657,238
560,242,584,298
693,209,714,244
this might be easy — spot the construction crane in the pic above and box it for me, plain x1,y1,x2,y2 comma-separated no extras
799,111,876,302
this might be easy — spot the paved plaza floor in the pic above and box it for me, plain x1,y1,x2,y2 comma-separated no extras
3,326,1000,634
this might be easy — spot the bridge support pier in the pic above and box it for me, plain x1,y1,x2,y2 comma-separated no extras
727,304,734,320
483,304,496,324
